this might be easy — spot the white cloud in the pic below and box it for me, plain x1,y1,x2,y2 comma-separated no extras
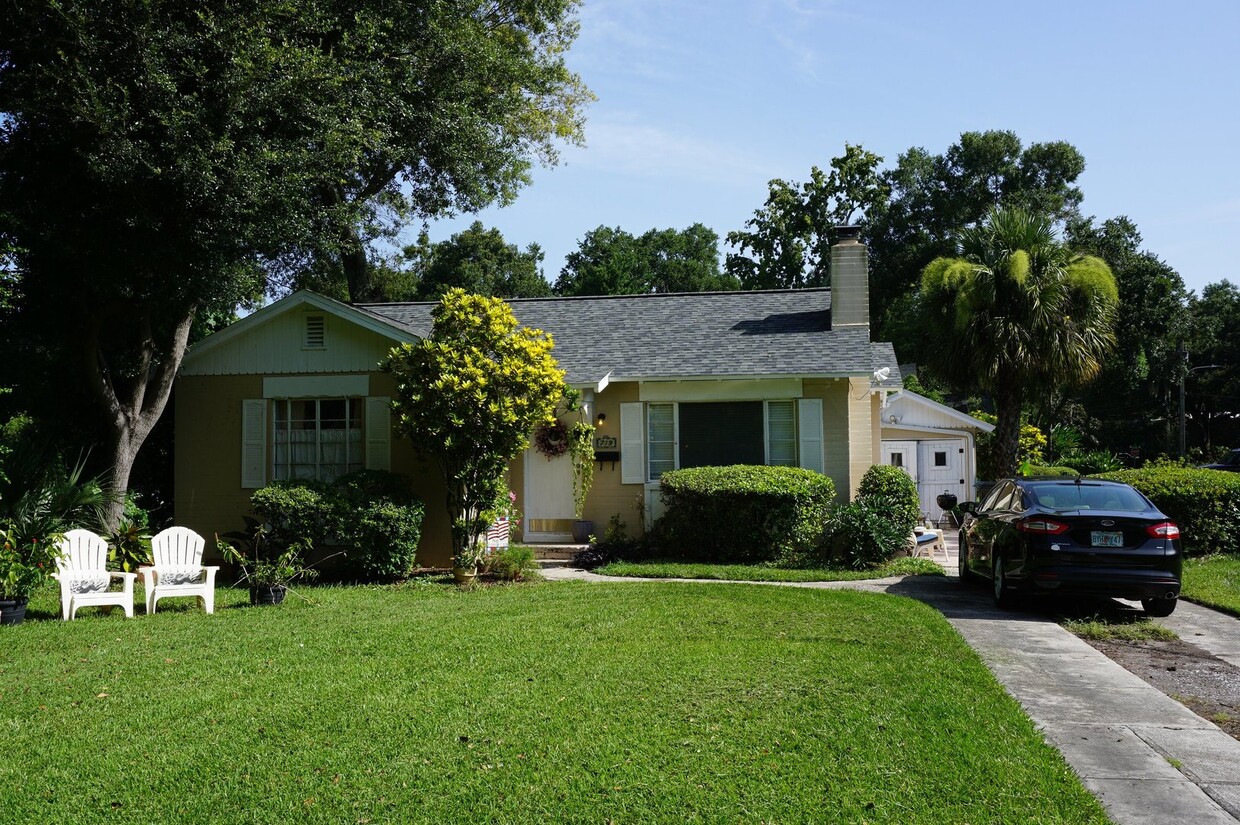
568,117,780,185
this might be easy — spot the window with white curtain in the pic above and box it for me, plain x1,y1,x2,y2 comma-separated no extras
272,398,363,482
766,401,796,465
647,403,677,479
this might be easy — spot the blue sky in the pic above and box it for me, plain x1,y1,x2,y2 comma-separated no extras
421,0,1239,297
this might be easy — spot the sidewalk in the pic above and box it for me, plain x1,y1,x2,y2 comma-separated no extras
540,536,1240,824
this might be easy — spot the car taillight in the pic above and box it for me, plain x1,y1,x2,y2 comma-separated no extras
1016,518,1070,535
1146,522,1181,539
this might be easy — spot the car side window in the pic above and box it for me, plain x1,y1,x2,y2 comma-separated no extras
980,482,1012,513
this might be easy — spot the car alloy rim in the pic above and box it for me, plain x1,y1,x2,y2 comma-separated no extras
994,560,1003,599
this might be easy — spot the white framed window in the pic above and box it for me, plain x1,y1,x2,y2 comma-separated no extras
643,400,799,481
272,398,363,482
647,403,677,479
765,401,796,466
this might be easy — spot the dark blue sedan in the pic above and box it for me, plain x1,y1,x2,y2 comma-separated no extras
959,477,1182,616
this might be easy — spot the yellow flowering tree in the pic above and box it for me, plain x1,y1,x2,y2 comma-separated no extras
384,289,564,568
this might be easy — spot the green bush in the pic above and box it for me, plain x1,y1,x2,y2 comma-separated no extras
1092,467,1240,557
486,545,540,581
1019,464,1080,478
1057,450,1121,474
250,471,424,580
827,501,907,570
657,465,835,564
856,465,920,534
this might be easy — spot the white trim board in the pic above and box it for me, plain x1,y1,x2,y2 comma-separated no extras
639,378,803,402
263,375,370,398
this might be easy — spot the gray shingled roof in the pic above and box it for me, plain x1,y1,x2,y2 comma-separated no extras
358,289,901,388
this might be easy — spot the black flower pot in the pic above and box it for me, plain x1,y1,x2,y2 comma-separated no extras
249,584,288,606
0,596,30,626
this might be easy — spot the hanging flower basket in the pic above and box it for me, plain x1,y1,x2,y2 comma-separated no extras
534,420,569,458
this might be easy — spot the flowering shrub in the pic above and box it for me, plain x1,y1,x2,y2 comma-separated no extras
0,525,62,599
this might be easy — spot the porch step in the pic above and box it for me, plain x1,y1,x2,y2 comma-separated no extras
529,543,588,561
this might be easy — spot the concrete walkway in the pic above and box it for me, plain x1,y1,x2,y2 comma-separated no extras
540,537,1240,824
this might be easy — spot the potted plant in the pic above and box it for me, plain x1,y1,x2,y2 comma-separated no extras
218,517,317,606
0,523,62,625
452,539,485,585
567,420,596,542
0,454,105,625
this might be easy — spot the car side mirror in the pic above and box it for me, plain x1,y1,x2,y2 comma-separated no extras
959,501,977,516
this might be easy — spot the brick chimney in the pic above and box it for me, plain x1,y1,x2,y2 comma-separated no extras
830,226,869,328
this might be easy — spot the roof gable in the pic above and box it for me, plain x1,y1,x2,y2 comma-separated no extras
181,291,415,376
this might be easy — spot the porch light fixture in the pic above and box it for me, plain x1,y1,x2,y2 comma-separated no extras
596,413,606,425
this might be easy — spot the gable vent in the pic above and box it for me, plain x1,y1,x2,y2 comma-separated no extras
304,314,326,349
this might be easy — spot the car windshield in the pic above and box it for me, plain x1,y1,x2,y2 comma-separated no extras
1028,483,1150,513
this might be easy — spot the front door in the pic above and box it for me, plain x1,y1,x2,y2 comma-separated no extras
918,439,966,522
522,447,574,542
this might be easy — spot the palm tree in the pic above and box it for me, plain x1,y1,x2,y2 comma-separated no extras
920,207,1117,478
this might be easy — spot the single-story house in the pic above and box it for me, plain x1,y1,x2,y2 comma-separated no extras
175,230,915,567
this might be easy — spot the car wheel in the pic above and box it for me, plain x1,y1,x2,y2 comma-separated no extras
1142,597,1177,617
992,556,1015,609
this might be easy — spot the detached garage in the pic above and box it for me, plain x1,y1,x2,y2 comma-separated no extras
879,390,994,523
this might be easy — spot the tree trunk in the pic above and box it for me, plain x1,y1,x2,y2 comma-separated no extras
992,378,1025,479
83,305,196,532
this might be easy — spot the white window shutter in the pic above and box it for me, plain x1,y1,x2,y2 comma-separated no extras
241,399,266,489
365,396,392,471
797,398,824,474
620,402,645,484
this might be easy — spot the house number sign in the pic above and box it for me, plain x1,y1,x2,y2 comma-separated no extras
594,436,617,449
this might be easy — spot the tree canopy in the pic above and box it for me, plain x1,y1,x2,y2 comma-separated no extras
555,224,737,296
0,0,589,527
725,144,887,290
377,222,553,302
919,207,1117,477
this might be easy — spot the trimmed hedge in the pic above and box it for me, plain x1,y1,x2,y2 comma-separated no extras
1019,465,1080,478
856,465,920,535
657,465,835,564
250,470,425,580
1092,467,1240,557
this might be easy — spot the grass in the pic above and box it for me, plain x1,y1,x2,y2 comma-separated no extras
1061,616,1179,642
595,556,946,582
1181,554,1240,616
0,580,1107,824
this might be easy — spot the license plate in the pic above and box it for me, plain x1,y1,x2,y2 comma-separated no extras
1091,531,1123,548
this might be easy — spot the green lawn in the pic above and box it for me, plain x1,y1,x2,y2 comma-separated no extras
1,581,1106,823
1182,554,1240,616
595,556,945,582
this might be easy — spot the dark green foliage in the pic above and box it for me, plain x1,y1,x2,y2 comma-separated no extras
250,471,424,580
485,545,540,582
576,513,648,569
555,224,738,296
856,465,920,535
392,223,553,302
657,465,835,564
1093,467,1240,557
1057,451,1122,475
725,144,887,290
827,502,908,570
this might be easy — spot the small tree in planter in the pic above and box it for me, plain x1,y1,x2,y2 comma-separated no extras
385,289,564,575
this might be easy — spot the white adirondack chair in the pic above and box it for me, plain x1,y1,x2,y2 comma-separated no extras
142,526,218,615
53,529,136,620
